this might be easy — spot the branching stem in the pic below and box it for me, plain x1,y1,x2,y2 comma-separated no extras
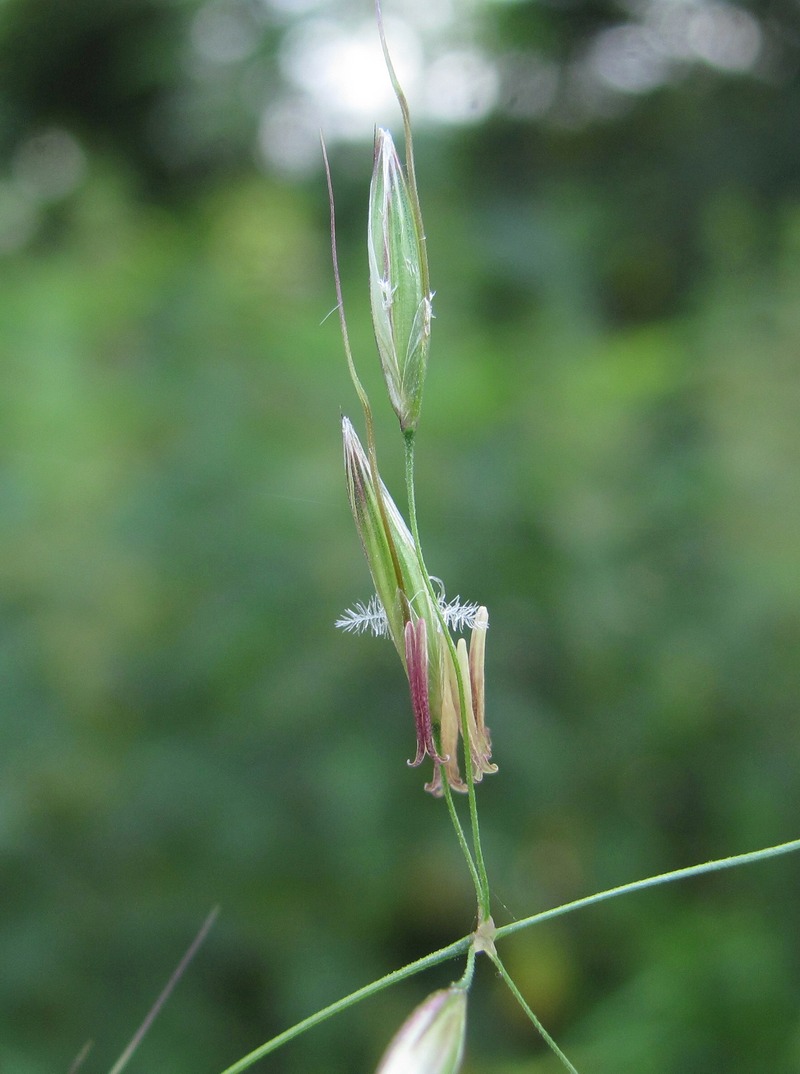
216,838,800,1072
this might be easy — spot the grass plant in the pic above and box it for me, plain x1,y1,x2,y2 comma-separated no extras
87,6,800,1072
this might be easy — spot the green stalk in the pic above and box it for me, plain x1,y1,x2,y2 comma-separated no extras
216,937,471,1074
455,943,477,990
489,951,580,1074
441,772,482,898
404,429,491,921
494,836,800,941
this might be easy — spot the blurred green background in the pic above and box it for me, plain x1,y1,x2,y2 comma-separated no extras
2,0,799,1071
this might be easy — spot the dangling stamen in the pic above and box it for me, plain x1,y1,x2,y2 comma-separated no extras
425,638,467,797
468,606,497,780
404,618,445,768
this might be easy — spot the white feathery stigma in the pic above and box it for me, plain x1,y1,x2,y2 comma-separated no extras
336,589,486,637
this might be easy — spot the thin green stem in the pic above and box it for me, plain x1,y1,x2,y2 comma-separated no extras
441,773,482,898
403,430,491,920
455,944,478,990
489,951,580,1074
495,837,800,941
216,937,472,1074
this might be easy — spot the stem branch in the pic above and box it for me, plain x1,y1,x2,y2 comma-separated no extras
218,837,799,1071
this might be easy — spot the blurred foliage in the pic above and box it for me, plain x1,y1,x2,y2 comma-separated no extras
1,1,799,1073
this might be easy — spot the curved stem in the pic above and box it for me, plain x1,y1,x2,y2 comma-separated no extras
217,937,472,1074
489,951,579,1074
455,943,478,990
320,136,371,429
403,430,491,920
494,837,800,941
